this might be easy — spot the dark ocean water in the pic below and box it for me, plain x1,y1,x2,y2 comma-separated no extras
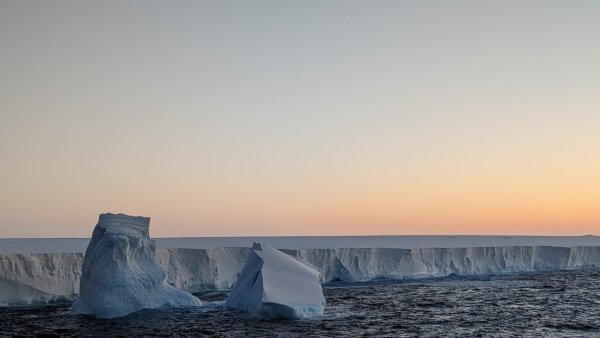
1,269,600,337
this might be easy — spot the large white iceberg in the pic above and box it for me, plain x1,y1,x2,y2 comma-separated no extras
71,213,202,318
226,243,325,319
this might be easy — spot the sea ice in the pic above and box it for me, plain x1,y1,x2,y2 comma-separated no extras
226,243,325,319
71,213,201,318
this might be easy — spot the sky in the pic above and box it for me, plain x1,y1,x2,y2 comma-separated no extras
1,1,599,237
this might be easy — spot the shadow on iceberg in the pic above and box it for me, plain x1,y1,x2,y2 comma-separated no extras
72,213,202,319
226,243,326,320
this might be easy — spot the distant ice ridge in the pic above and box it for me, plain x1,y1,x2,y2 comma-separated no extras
2,244,600,307
226,243,325,319
5,235,600,254
71,214,201,318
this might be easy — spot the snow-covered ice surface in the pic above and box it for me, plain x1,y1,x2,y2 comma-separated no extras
2,235,600,253
227,243,325,319
155,235,600,250
71,214,201,318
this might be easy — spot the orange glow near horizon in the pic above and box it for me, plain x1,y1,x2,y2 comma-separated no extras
1,121,599,237
2,149,598,237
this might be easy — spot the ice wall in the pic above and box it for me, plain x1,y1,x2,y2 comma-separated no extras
295,248,411,282
156,247,251,292
0,253,82,306
1,245,600,306
567,246,600,268
290,246,573,282
397,246,573,279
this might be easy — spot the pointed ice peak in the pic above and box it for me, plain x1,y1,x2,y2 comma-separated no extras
252,242,263,251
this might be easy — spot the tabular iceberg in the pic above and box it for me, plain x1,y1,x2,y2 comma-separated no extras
226,243,325,320
71,213,202,318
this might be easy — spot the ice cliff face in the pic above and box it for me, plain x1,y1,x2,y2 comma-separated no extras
295,248,411,282
566,246,600,268
0,253,82,306
155,247,251,292
2,244,600,307
226,243,325,319
294,246,574,282
71,214,201,318
402,246,573,277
